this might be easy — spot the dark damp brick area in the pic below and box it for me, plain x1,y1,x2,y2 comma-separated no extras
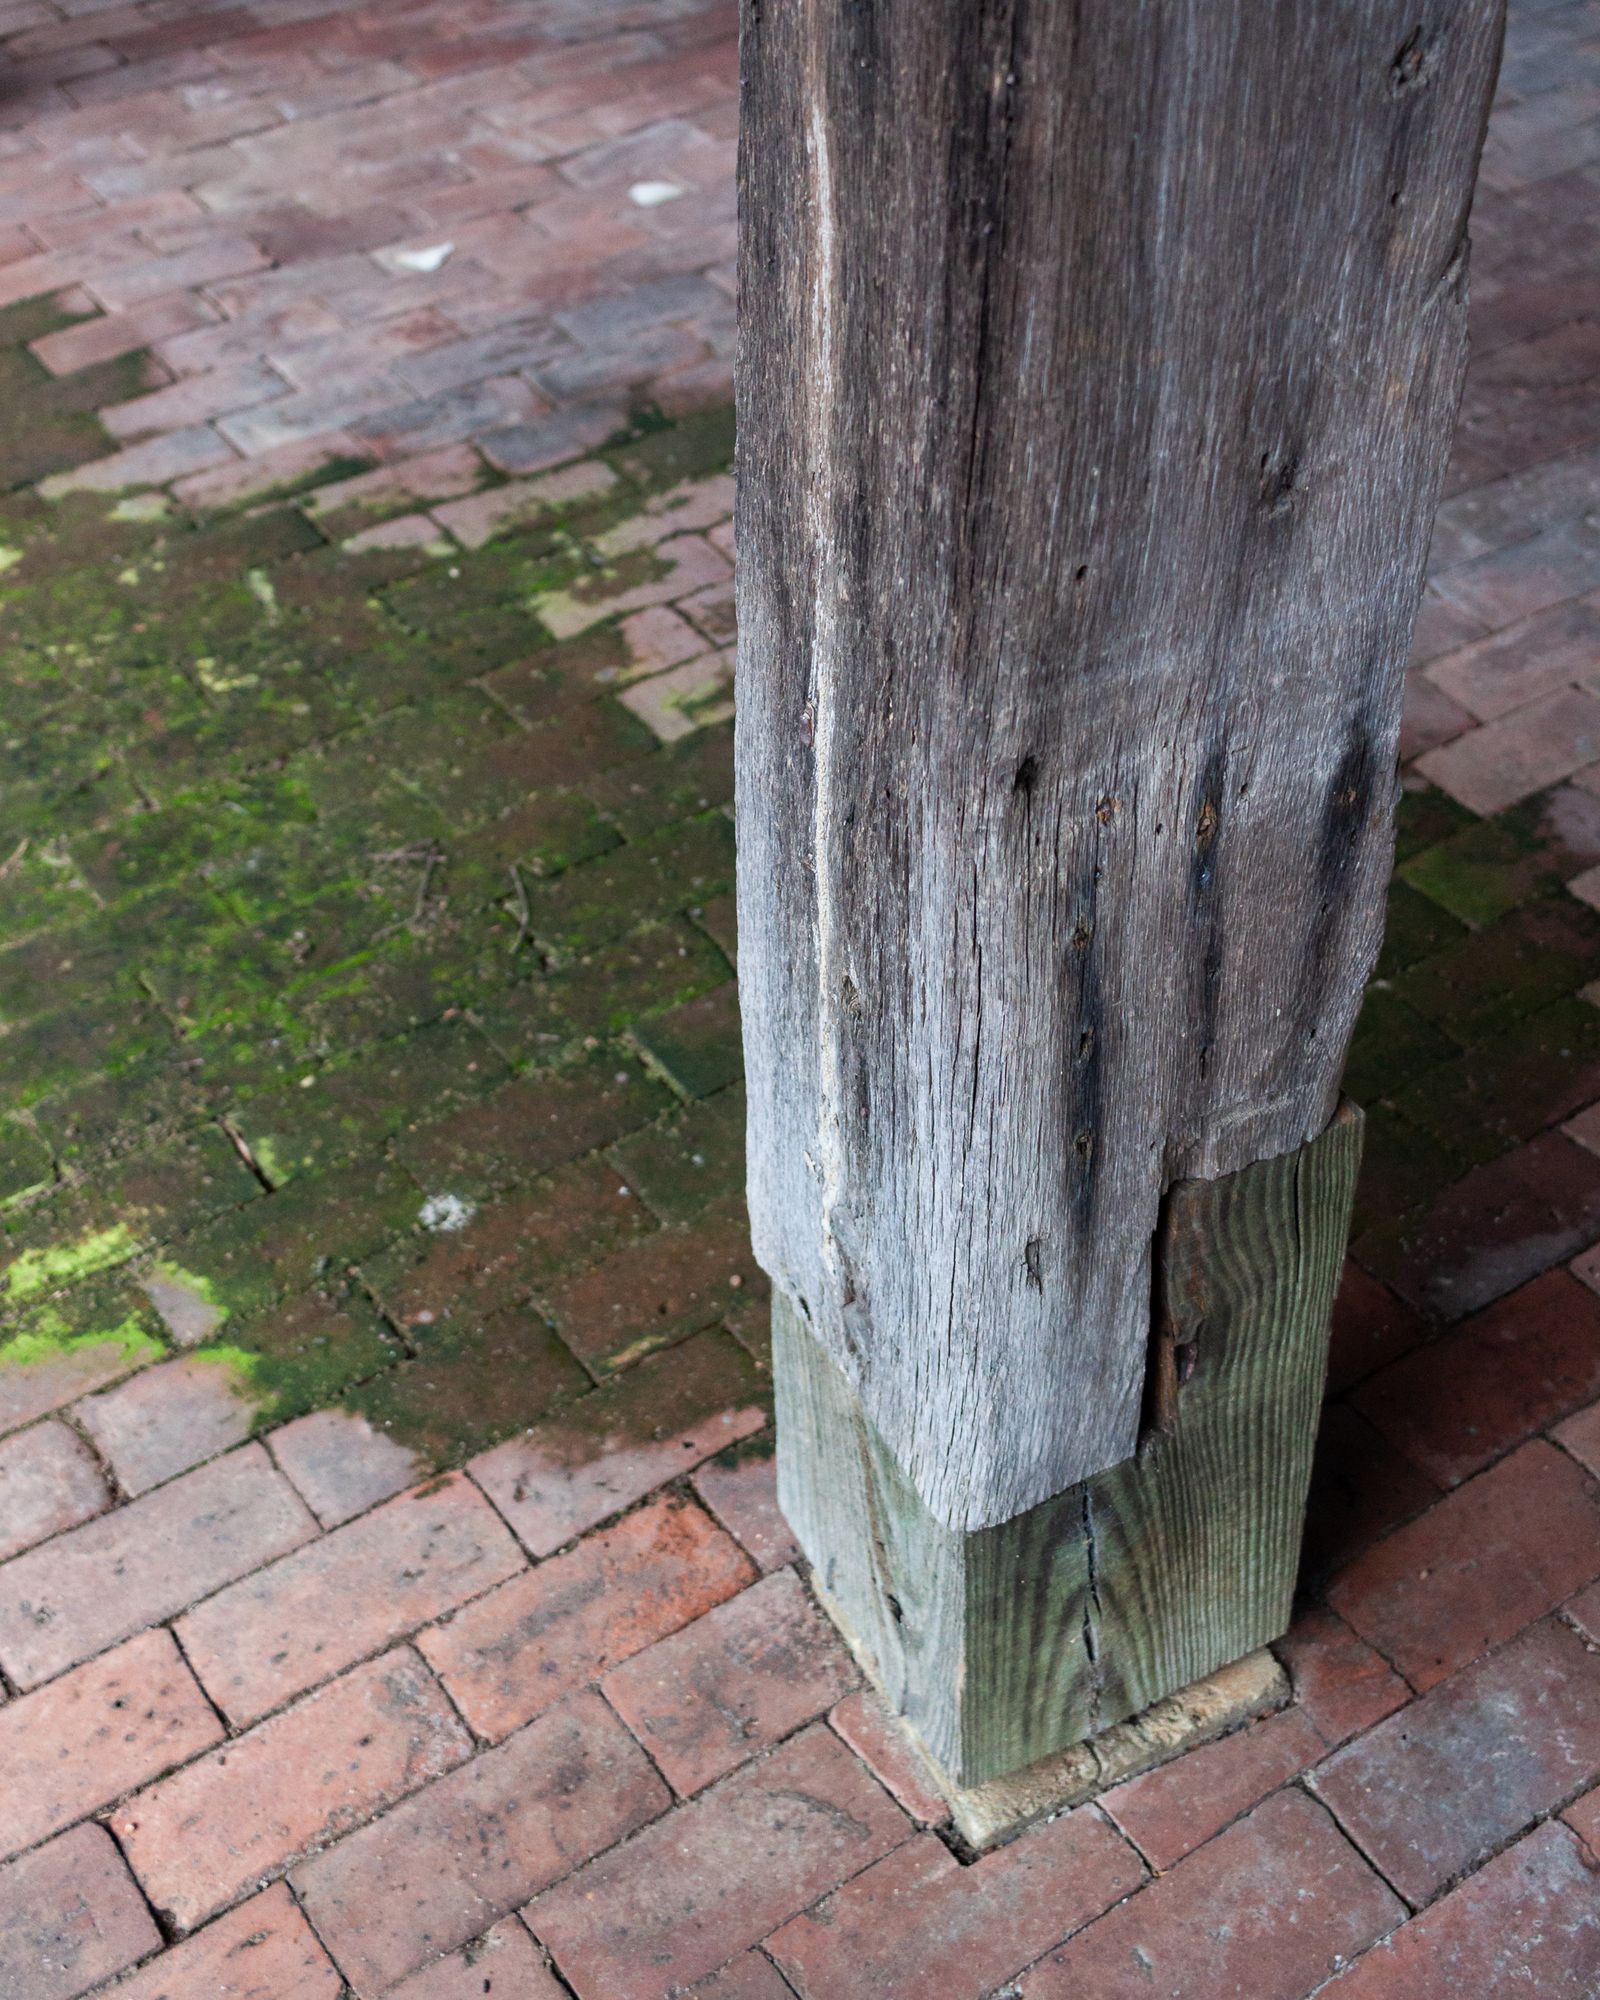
0,329,745,1467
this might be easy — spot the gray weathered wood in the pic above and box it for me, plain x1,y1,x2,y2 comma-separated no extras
736,0,1503,1529
776,1103,1362,1785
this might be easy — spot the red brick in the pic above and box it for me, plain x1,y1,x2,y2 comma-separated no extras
1359,1131,1600,1323
683,1955,794,2000
618,603,704,680
468,1329,766,1556
1101,1705,1326,1869
381,1918,563,1999
118,1646,470,1930
1301,1405,1440,1582
361,1161,647,1332
1399,669,1474,762
0,1417,108,1560
0,1444,316,1689
1319,1821,1600,1995
1326,1261,1431,1398
267,1407,423,1527
1310,1616,1600,1905
1275,1608,1409,1748
828,1690,951,1825
418,1493,753,1741
1554,1393,1600,1475
1326,1441,1600,1689
75,1354,258,1496
176,1473,522,1725
1417,686,1600,814
0,1628,222,1862
29,291,216,375
293,1691,668,1997
541,1209,763,1371
0,1822,161,2000
691,1445,800,1573
1428,593,1600,721
1566,1777,1600,1854
1018,1790,1402,2000
0,1333,155,1436
39,424,236,497
603,1567,856,1793
393,1063,665,1201
93,1883,343,2000
527,1724,907,1999
771,1811,1140,2000
1352,1270,1600,1488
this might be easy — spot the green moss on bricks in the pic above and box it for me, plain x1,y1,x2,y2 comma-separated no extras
3,1221,142,1301
0,1280,166,1373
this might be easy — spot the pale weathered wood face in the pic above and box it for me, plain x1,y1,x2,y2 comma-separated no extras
736,0,1503,1529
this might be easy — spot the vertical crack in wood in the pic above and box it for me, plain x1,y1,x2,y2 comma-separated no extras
1080,1486,1104,1733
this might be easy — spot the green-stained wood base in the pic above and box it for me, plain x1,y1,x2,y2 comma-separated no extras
774,1102,1362,1789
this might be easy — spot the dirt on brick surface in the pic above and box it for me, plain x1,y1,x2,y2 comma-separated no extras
0,0,1597,1995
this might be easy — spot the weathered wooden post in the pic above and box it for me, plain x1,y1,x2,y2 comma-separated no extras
735,1,1503,1793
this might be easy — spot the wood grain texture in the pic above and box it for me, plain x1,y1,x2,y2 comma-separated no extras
777,1104,1361,1785
736,0,1503,1527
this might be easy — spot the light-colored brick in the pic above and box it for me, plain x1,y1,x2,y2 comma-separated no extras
0,1823,160,2000
116,1647,471,1930
177,1473,524,1724
267,1407,423,1527
74,1354,257,1496
418,1493,753,1741
293,1692,668,1997
0,1444,317,1689
381,1918,563,1999
93,1884,343,2000
0,1628,222,1862
0,1418,108,1561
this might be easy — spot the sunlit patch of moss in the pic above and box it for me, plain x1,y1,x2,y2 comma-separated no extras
0,1303,163,1373
4,1222,140,1301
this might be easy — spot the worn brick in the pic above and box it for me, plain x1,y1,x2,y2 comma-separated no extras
1311,1616,1600,1905
361,1159,647,1334
1352,1269,1600,1487
0,1417,108,1561
1428,592,1600,720
1301,1404,1440,1583
1418,686,1600,814
1019,1790,1402,2000
294,1691,668,1997
541,1202,763,1372
1327,1441,1600,1689
684,1956,793,2000
691,1442,799,1573
468,1329,766,1555
382,1918,563,1999
604,1567,856,1793
1275,1608,1409,1748
0,1628,221,1863
419,1492,752,1741
1555,1393,1600,1475
267,1407,423,1527
769,1812,1141,2000
1326,1261,1432,1398
1102,1705,1327,1869
1318,1820,1600,1996
98,1883,344,2000
176,1474,523,1724
827,1689,950,1825
0,1822,161,2000
394,1057,667,1202
527,1725,907,1999
0,1444,316,1689
74,1353,258,1496
118,1647,471,1930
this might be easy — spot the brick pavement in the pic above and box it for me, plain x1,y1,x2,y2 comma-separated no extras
0,0,1598,1995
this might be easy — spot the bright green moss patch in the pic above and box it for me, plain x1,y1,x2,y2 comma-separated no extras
5,1221,141,1301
